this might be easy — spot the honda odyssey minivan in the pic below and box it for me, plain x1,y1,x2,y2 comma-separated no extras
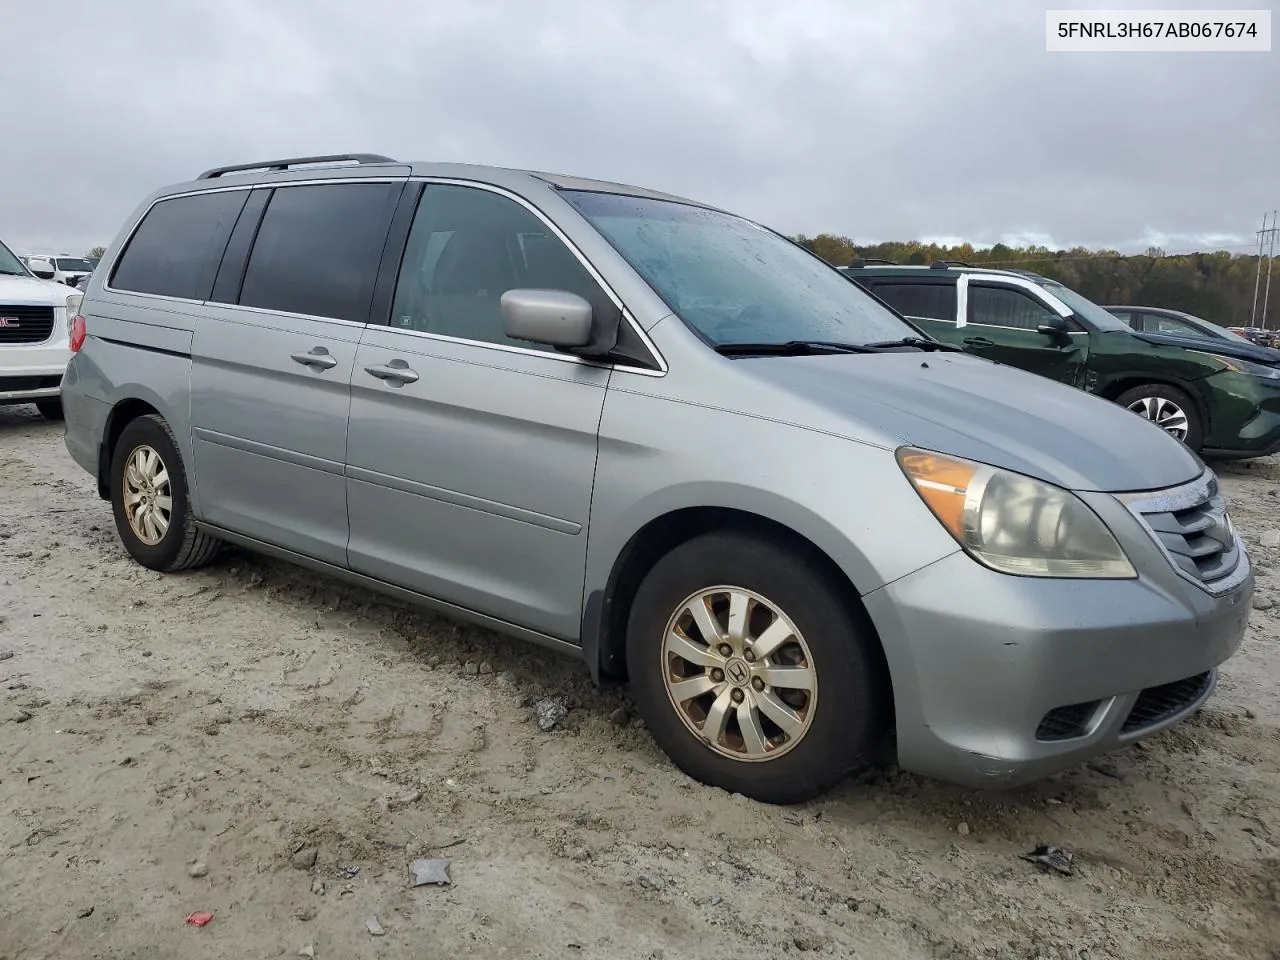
61,155,1252,803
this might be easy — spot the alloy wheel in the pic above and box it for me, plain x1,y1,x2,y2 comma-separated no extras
122,444,172,545
1126,395,1189,441
660,586,816,762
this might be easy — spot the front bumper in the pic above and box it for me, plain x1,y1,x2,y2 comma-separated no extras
1201,370,1280,459
0,340,69,404
864,514,1252,788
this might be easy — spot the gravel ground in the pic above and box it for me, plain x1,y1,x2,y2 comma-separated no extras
2,404,1278,960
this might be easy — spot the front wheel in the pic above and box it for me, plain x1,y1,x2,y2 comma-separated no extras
625,531,887,804
110,414,221,572
1115,384,1203,451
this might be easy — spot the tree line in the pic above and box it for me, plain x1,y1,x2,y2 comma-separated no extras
795,234,1277,329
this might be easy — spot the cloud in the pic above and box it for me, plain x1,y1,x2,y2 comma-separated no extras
2,0,1274,255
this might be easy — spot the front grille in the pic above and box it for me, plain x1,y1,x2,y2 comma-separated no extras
1120,474,1241,593
0,375,62,393
1122,671,1213,733
0,305,56,344
1036,700,1101,741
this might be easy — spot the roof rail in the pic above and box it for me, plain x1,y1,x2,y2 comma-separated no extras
196,154,398,180
930,259,975,269
847,257,898,267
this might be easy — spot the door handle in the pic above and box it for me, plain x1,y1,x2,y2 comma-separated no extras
364,359,420,385
962,337,995,347
291,347,338,370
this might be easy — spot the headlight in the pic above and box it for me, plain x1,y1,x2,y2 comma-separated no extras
897,447,1136,579
65,292,83,317
1211,355,1280,380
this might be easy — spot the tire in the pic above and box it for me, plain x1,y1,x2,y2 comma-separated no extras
35,398,63,421
625,531,887,804
110,414,221,572
1115,384,1203,451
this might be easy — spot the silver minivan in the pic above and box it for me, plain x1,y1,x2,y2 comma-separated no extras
62,154,1252,803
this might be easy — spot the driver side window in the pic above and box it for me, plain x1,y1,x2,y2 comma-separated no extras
391,184,610,352
969,285,1060,331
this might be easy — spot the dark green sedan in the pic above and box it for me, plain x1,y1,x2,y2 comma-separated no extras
842,263,1280,458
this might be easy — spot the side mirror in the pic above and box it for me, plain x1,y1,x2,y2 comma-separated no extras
501,289,595,349
27,258,55,280
1036,315,1070,337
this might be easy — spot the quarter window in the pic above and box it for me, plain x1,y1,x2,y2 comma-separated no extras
110,191,248,300
390,184,611,351
238,182,398,322
968,285,1060,331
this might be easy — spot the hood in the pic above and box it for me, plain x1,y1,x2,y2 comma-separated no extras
0,273,73,305
737,351,1202,493
1131,330,1280,366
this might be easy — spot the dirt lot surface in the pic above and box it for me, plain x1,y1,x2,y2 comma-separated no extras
2,405,1279,960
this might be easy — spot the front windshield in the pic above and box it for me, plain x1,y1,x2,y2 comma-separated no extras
55,257,94,272
561,191,917,347
1173,311,1252,344
0,240,27,276
1040,280,1132,333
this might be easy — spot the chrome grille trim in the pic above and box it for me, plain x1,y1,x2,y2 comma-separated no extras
1115,471,1249,597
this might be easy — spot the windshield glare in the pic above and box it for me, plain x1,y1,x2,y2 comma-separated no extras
55,258,93,272
561,191,917,347
1040,281,1131,332
0,241,27,275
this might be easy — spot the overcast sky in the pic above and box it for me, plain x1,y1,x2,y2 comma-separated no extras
4,0,1276,257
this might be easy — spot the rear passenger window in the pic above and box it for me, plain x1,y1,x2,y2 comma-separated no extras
968,285,1060,331
389,184,611,351
238,182,398,322
869,282,956,322
110,191,248,300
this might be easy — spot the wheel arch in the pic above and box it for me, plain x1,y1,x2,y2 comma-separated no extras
97,395,165,500
582,506,892,713
1095,374,1210,440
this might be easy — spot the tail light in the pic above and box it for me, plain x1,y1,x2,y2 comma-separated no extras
70,314,87,352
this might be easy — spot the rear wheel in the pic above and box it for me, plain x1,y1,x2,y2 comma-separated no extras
110,414,221,571
625,531,887,804
1116,383,1203,451
35,399,63,421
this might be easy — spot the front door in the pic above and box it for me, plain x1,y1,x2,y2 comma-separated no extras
960,281,1089,388
346,182,619,640
190,179,404,564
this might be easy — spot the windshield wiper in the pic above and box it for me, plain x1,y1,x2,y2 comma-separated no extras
714,340,876,356
860,337,962,353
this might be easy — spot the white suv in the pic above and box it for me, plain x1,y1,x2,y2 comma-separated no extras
1,238,80,419
24,254,94,288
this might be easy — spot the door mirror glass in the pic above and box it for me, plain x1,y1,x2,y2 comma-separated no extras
27,257,55,280
501,289,593,348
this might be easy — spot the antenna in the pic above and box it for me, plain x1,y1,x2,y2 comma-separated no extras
1264,210,1277,329
1253,211,1279,328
